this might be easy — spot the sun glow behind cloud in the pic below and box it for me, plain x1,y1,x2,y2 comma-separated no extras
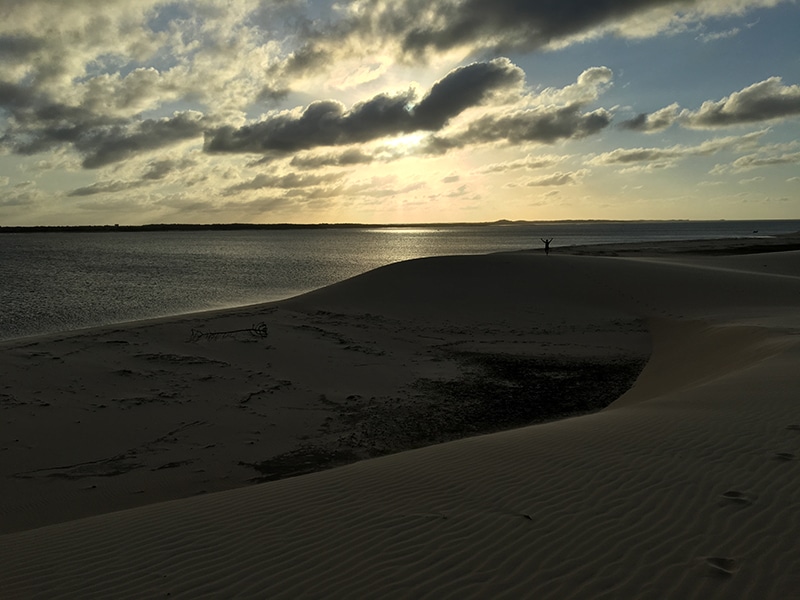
382,132,427,152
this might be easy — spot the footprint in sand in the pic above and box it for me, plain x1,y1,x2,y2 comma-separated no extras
720,490,756,506
773,452,795,461
705,556,738,576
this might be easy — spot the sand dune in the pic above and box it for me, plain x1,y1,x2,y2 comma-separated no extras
2,242,799,598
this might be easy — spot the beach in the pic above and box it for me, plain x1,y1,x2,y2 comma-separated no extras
2,235,800,599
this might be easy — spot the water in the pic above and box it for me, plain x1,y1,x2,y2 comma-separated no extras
1,220,798,341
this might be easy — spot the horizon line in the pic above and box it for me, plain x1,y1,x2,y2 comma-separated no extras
2,217,797,233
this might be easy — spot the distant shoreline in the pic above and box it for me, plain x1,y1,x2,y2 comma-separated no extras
0,218,777,234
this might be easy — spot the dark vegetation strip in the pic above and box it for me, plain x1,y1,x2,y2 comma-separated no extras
0,221,504,233
242,352,646,483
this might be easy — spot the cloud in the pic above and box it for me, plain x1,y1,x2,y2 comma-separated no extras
681,77,800,128
424,67,613,150
354,180,426,199
205,94,412,154
0,3,164,84
530,66,614,106
395,0,729,56
0,84,73,129
289,148,375,169
0,73,208,168
479,154,567,173
437,106,612,150
277,0,787,76
411,58,524,128
0,80,125,158
720,149,800,173
696,27,741,43
619,103,680,132
0,180,41,207
0,34,47,59
525,170,587,186
593,147,680,164
696,15,760,43
141,158,196,180
0,2,285,116
205,58,524,154
224,171,344,195
590,130,767,168
67,179,148,197
619,77,800,133
77,111,207,168
0,2,305,177
77,68,189,118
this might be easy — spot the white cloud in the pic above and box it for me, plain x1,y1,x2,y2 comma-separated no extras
533,67,613,106
696,27,741,43
738,176,765,184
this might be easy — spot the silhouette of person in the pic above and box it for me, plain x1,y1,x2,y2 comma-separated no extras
541,238,553,255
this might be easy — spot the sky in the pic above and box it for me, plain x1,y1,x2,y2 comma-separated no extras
0,0,798,225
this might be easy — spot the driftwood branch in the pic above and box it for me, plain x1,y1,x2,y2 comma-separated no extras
188,322,269,342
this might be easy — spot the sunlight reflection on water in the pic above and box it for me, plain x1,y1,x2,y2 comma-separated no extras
2,220,798,340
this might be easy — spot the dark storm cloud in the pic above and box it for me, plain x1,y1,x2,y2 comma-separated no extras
681,77,800,128
206,59,523,154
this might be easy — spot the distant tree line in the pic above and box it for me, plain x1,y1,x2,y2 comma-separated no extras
0,221,505,233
